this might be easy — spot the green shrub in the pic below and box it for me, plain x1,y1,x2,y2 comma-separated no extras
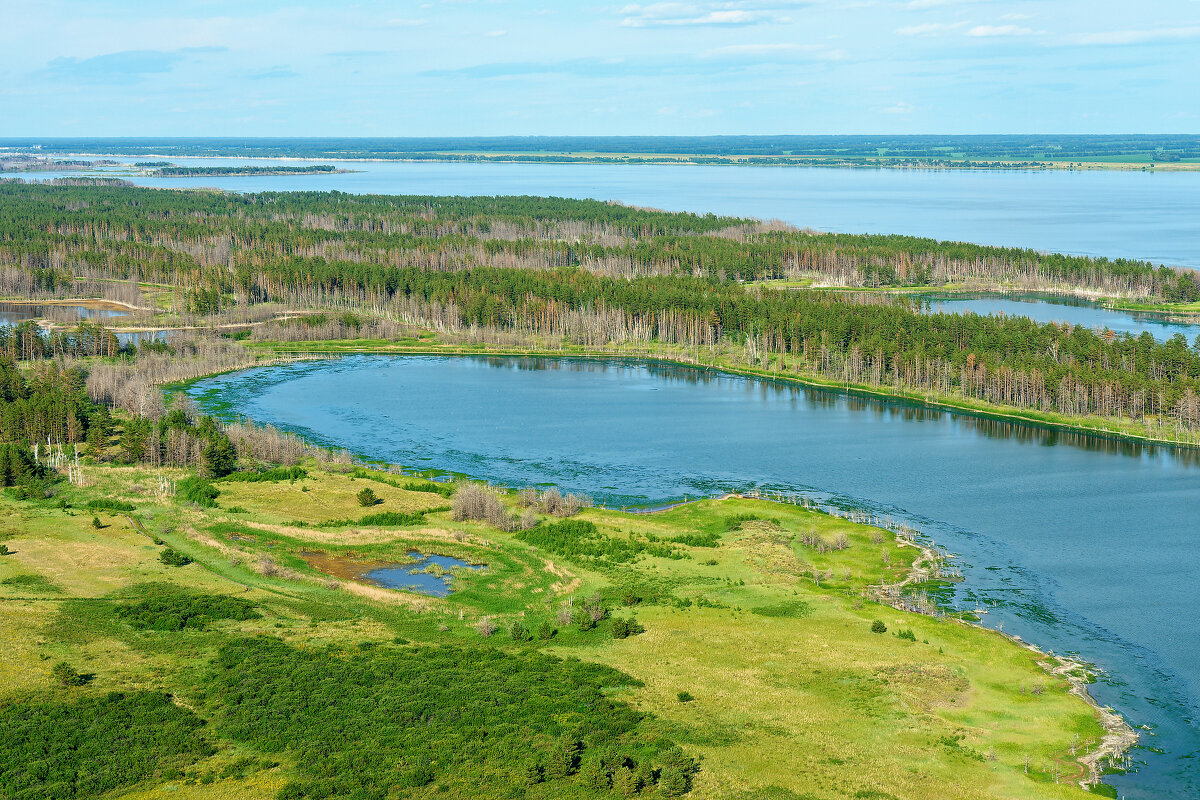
86,499,135,512
205,638,688,798
50,662,86,687
313,510,429,528
670,531,721,547
177,476,219,508
115,585,259,631
158,548,192,567
91,516,103,529
677,691,694,703
0,691,211,799
221,466,307,483
516,520,674,564
356,487,380,507
1,573,60,593
611,617,646,640
723,513,760,531
896,628,917,642
751,600,812,618
402,480,456,497
871,620,887,634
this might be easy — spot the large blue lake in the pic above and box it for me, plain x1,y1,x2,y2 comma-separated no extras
188,354,1200,799
5,156,1199,267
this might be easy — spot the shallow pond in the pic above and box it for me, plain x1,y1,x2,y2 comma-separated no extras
0,301,130,326
189,354,1200,798
362,553,483,598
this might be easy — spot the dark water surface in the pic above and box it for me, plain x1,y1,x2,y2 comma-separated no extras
6,156,1199,267
188,354,1200,798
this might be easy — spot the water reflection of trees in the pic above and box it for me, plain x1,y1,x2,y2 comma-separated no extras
471,355,1200,466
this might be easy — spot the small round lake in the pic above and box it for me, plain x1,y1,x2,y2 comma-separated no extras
187,354,1200,798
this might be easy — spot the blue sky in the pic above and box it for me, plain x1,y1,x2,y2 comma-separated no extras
3,0,1198,135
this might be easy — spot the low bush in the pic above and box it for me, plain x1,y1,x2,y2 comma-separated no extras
50,662,86,687
177,476,219,508
516,520,675,565
220,466,307,483
206,638,697,798
158,547,192,567
751,600,812,619
0,691,211,799
85,499,135,512
402,480,455,497
115,585,259,631
872,620,888,634
611,617,646,639
356,487,380,507
312,509,433,528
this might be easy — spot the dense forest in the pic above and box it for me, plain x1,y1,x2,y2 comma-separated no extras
3,182,1200,443
0,181,1194,301
154,165,343,177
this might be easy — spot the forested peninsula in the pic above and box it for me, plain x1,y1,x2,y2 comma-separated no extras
3,179,1200,444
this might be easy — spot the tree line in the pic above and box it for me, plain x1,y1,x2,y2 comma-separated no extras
1,182,1195,303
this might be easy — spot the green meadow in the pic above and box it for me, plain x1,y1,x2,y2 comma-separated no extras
0,462,1114,800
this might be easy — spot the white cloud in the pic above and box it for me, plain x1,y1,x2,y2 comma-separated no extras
902,0,991,9
880,101,914,114
967,24,1037,37
619,2,811,28
706,42,803,54
485,30,506,37
385,18,429,27
1070,26,1200,45
895,21,966,36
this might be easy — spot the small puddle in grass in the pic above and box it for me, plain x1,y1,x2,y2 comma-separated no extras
304,550,483,597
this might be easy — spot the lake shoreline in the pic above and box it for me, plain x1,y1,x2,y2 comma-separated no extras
23,149,1200,172
240,341,1200,450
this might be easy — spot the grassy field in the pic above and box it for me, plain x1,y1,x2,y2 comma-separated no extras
0,460,1117,799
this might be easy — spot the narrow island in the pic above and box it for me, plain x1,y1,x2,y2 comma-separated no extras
149,164,351,177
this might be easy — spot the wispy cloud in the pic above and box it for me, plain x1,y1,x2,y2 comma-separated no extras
485,30,507,37
966,24,1038,37
880,100,914,113
902,0,994,9
37,47,226,84
1068,25,1200,45
248,66,297,80
895,21,966,36
385,18,429,27
618,2,812,28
